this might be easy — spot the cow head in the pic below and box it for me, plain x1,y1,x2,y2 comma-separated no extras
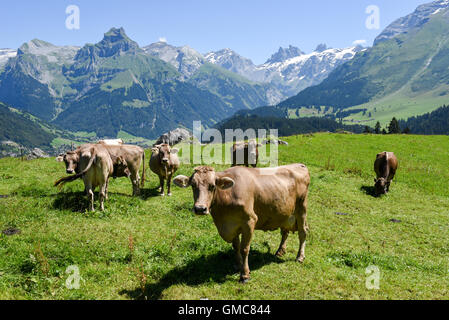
113,156,131,178
173,166,234,215
152,144,178,166
374,177,387,195
57,150,80,174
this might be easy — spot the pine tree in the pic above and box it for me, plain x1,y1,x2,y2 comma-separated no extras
363,126,372,133
374,121,381,134
388,117,401,134
403,127,411,134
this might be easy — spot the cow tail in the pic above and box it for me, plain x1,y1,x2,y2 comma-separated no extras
141,150,146,188
54,148,97,188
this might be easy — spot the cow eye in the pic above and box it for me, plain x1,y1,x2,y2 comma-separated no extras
209,185,215,191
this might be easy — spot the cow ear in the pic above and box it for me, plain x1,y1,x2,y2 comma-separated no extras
171,148,179,154
216,177,234,190
56,155,64,162
151,147,159,154
374,178,377,183
173,175,190,188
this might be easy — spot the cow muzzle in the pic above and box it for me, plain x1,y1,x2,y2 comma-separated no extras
66,169,75,174
193,205,209,215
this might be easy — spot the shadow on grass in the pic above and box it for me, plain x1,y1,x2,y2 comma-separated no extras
52,190,136,212
52,191,89,212
361,185,378,198
139,187,162,200
120,249,283,300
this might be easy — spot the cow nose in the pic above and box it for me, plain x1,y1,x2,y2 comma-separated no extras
194,205,208,215
162,158,169,163
66,169,74,174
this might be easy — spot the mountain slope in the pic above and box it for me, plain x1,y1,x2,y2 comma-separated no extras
53,28,232,138
143,42,281,105
143,41,205,78
0,102,55,150
0,41,79,120
279,0,449,124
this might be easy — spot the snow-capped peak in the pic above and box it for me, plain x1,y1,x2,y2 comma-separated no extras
0,49,17,67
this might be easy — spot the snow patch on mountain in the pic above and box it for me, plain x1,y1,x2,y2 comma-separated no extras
0,49,17,68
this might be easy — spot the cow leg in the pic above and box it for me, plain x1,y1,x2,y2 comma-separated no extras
167,174,173,196
105,179,109,200
159,176,165,196
131,171,140,196
87,188,95,212
99,184,107,211
232,235,242,271
295,198,308,263
275,229,289,257
239,221,255,283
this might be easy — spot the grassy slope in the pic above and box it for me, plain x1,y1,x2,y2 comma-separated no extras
0,133,448,300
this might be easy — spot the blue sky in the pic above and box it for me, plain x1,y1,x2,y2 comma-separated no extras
0,0,431,64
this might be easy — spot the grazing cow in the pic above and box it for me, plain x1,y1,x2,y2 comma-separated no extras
98,139,124,146
150,144,180,196
231,140,261,168
54,144,130,211
374,151,398,195
99,144,145,196
58,143,145,196
173,164,310,283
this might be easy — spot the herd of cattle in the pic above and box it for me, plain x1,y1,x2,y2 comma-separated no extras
54,139,398,282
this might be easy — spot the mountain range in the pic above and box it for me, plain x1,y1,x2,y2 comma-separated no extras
145,41,362,98
0,27,359,140
278,0,449,125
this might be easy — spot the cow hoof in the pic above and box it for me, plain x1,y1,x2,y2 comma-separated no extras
160,193,165,197
239,277,250,284
167,193,172,196
296,256,305,263
275,249,285,257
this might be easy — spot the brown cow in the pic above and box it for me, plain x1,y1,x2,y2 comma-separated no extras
374,151,398,195
150,144,180,196
173,164,310,283
54,144,130,211
99,144,145,196
231,140,261,168
58,143,145,196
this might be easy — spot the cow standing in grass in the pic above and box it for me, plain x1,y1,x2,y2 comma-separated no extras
374,151,398,195
55,144,130,211
150,144,180,196
173,164,310,283
57,143,145,196
231,140,261,168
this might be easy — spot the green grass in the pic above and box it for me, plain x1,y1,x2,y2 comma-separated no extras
0,133,448,300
